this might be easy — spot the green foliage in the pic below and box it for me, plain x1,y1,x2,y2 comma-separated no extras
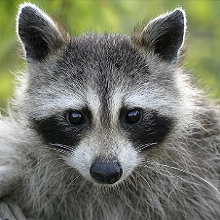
0,0,220,113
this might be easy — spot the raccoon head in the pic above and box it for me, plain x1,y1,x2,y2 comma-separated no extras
17,3,194,186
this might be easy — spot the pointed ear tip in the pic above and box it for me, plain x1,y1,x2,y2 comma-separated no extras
17,3,39,22
17,2,46,21
16,3,36,32
18,2,37,13
16,2,50,29
169,8,187,28
172,8,186,18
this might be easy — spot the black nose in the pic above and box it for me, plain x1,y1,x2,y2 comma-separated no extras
90,157,123,184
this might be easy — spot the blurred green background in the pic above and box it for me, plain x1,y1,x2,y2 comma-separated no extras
0,0,220,114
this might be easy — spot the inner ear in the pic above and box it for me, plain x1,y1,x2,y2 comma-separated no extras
133,8,186,63
17,3,66,62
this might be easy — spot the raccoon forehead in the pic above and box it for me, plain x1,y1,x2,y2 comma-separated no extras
54,34,151,79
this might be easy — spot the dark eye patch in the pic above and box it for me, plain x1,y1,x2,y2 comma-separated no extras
31,107,92,149
120,108,174,150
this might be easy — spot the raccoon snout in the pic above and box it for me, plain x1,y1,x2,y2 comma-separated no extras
90,157,123,184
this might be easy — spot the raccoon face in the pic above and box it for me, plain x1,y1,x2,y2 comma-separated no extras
17,3,190,185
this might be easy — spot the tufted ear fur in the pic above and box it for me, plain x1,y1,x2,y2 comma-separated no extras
17,3,65,62
133,8,186,63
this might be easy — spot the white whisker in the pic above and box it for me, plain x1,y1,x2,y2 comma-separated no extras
144,160,220,197
133,170,152,190
159,163,220,196
137,142,157,152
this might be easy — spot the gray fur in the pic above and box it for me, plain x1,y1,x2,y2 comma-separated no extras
0,3,220,220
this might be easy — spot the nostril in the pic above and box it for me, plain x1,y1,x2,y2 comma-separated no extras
90,158,123,184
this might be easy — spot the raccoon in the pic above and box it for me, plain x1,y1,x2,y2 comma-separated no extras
0,2,219,220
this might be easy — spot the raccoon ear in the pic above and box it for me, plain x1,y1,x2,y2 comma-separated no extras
17,3,65,62
133,8,186,63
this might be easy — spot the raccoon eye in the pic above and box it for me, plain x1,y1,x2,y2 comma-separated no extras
125,109,142,124
66,111,84,126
